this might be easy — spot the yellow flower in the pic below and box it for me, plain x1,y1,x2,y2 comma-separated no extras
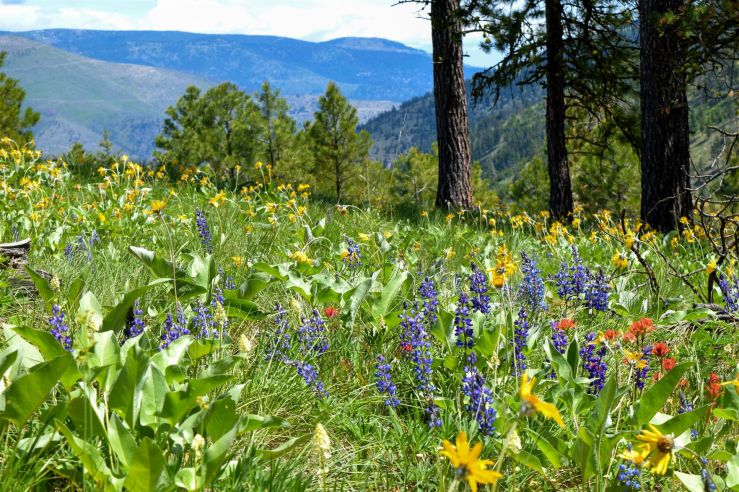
297,183,310,192
291,250,313,266
420,210,428,217
150,200,166,214
209,191,227,207
621,424,674,475
232,256,245,267
358,233,370,242
255,161,263,170
706,258,717,275
518,374,564,427
445,213,455,223
440,431,502,492
612,252,628,269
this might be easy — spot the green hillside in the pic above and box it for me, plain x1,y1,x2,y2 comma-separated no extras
0,35,214,158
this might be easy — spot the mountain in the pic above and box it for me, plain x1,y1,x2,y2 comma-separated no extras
362,83,546,181
0,35,213,158
7,29,480,103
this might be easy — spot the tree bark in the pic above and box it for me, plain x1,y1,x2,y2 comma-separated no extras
639,0,692,232
431,0,473,209
545,0,574,221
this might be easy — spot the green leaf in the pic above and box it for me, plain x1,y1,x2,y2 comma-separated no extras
236,273,272,300
238,414,290,434
174,468,202,492
675,471,707,492
726,453,739,490
56,420,115,489
371,267,408,321
108,413,137,469
123,437,167,492
528,430,564,469
67,395,106,439
223,298,266,320
23,266,54,303
2,356,71,426
256,433,309,459
10,326,79,388
587,376,618,435
204,426,237,485
566,337,580,375
513,450,546,475
101,279,169,333
109,346,149,427
347,276,373,319
655,406,707,436
636,362,691,427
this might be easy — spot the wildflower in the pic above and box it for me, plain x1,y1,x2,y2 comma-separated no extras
358,232,370,242
150,200,166,214
634,346,652,390
374,355,400,407
612,252,629,269
580,332,608,394
628,318,655,338
468,263,490,314
291,250,313,266
293,360,328,398
551,321,569,355
620,425,675,475
706,258,717,275
518,374,564,427
418,277,439,328
604,329,620,341
718,274,739,313
323,306,339,319
707,373,722,400
195,208,212,254
616,462,641,490
440,431,502,492
49,305,73,351
652,342,669,358
312,423,331,477
518,252,547,312
512,307,529,374
585,269,610,311
462,353,497,435
453,291,474,349
341,239,362,269
123,300,145,341
554,247,589,300
661,357,676,371
231,256,245,267
160,305,189,349
298,310,329,356
265,304,292,361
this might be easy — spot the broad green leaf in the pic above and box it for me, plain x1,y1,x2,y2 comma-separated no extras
11,326,79,388
109,347,149,427
123,437,167,492
371,267,408,321
101,279,169,333
108,413,137,469
238,414,290,434
236,273,272,300
513,450,545,475
2,356,71,426
76,291,104,332
636,362,691,427
56,420,115,489
347,276,373,319
67,395,106,439
204,426,237,485
587,376,618,435
223,298,266,320
655,406,707,436
23,266,54,303
139,365,168,428
174,468,202,492
528,430,564,469
675,471,707,492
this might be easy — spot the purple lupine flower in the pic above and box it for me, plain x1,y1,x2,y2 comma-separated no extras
462,352,497,436
195,208,212,254
718,274,739,313
617,461,641,490
679,392,699,439
580,332,608,394
343,238,362,269
64,244,75,262
266,303,292,361
425,400,442,428
454,291,474,349
293,360,328,399
519,252,547,313
374,355,400,407
123,300,145,341
554,247,589,301
160,304,189,349
49,304,72,351
551,321,568,355
512,307,529,374
192,302,213,339
399,304,435,394
418,276,439,328
585,269,610,312
298,310,329,356
634,345,652,390
469,263,490,314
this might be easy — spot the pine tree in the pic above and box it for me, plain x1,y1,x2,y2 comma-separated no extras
308,82,372,203
256,82,296,173
0,52,39,145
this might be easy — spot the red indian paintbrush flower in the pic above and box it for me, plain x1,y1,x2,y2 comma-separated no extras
324,306,339,319
661,358,676,372
652,342,669,358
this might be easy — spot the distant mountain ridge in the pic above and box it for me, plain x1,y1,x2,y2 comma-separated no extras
5,29,480,102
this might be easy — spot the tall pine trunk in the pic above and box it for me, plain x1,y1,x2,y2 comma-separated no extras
545,0,573,220
431,0,473,209
639,0,691,231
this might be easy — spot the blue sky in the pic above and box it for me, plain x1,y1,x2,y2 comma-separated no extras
0,0,494,66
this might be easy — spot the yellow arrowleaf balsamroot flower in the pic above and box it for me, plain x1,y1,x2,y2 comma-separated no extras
290,250,313,266
706,258,717,275
620,424,675,475
440,431,502,492
150,200,166,214
518,374,564,427
612,252,629,269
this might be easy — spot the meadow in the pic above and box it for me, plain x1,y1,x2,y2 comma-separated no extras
0,139,737,491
